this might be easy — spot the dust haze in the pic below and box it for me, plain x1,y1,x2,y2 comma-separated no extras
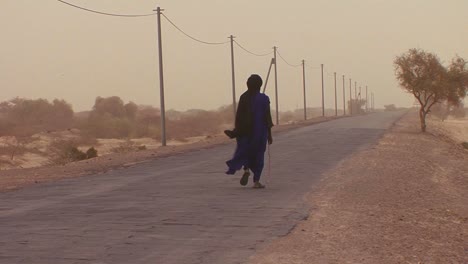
1,1,467,112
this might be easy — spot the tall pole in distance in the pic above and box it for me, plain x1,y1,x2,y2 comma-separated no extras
349,78,352,115
366,85,368,112
334,72,337,116
355,81,358,113
354,81,357,101
302,60,307,120
373,93,375,111
359,86,362,100
342,75,346,115
273,46,279,125
229,35,236,122
321,64,325,116
155,7,166,147
359,86,362,109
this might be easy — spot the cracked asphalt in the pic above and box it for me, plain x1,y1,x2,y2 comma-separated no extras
0,111,404,264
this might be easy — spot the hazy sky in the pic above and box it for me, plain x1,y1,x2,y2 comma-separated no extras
1,0,467,112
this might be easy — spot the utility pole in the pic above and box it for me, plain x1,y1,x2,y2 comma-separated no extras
355,81,358,113
155,6,166,147
366,85,368,112
342,75,346,115
359,86,362,109
373,93,375,111
273,46,279,125
334,72,337,116
349,78,352,115
359,86,362,100
229,35,236,123
321,64,325,116
354,81,357,101
302,60,307,120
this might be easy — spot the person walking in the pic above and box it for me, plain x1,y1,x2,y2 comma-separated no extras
225,74,273,188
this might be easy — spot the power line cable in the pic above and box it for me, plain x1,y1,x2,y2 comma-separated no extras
162,14,229,45
57,0,157,17
234,40,273,57
276,50,302,67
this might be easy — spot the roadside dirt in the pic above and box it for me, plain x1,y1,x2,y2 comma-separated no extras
250,111,467,264
0,116,340,192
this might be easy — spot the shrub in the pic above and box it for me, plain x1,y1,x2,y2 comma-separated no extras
462,142,468,149
86,147,98,158
110,140,136,153
137,145,147,151
48,140,87,165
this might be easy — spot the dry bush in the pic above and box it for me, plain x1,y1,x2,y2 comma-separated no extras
462,142,468,149
48,139,97,165
110,139,145,153
0,136,36,161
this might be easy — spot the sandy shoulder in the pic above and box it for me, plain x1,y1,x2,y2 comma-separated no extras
250,111,468,264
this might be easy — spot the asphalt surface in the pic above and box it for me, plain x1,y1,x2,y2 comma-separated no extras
0,111,405,264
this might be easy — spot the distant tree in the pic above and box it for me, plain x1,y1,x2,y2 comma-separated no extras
92,96,126,118
384,104,397,111
394,49,448,132
124,101,138,120
446,56,468,110
0,98,74,136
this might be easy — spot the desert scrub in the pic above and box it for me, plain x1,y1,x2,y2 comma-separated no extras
48,139,98,165
462,142,468,149
86,147,98,158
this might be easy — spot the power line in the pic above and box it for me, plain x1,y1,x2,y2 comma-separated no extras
234,40,273,57
276,50,302,67
306,64,321,70
162,14,229,45
57,0,157,17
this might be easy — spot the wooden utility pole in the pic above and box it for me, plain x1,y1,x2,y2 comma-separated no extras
334,72,337,116
155,7,166,146
349,78,352,115
229,35,236,122
321,64,325,116
342,75,346,115
302,60,307,120
274,46,279,125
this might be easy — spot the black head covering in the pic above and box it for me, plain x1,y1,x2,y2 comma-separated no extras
247,74,263,92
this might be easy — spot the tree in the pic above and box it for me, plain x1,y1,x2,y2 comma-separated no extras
394,49,448,132
446,56,468,108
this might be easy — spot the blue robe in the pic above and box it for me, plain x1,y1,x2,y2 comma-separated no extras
226,91,272,182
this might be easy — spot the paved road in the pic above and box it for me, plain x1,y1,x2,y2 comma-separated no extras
0,112,404,264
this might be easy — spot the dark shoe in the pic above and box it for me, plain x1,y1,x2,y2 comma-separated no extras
253,182,265,189
224,130,236,139
240,170,250,186
225,168,236,175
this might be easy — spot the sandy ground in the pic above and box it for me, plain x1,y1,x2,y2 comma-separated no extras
0,131,209,170
249,111,467,264
0,116,339,192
